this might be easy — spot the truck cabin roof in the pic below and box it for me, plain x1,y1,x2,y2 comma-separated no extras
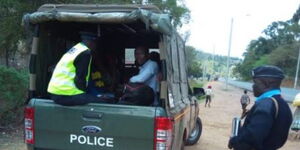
37,4,161,13
23,4,173,36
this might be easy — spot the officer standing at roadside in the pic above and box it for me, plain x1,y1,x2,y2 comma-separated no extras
228,65,292,150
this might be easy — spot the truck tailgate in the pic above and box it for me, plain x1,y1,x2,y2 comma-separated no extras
31,99,164,150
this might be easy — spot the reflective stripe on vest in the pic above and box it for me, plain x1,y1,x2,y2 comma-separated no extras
47,43,91,95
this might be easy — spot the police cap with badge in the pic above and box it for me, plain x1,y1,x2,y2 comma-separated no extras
252,65,284,80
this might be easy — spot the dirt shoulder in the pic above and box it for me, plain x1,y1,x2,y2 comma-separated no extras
0,127,26,150
186,81,299,150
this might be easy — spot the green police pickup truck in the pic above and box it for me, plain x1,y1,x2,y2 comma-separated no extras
23,4,202,150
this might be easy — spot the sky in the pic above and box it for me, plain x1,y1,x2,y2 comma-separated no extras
181,0,300,58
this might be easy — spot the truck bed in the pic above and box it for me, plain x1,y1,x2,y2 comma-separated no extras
28,99,167,150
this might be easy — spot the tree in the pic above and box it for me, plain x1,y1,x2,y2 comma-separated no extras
236,5,300,80
0,0,190,68
157,0,190,28
291,4,300,23
267,42,300,77
186,46,202,77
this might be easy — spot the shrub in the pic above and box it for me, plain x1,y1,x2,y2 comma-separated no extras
0,65,28,127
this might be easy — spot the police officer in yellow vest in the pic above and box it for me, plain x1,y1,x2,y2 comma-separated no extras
47,32,106,106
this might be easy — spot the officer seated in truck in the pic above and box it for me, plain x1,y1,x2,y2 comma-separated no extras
47,32,109,106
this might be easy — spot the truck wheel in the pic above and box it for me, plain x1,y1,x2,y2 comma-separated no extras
185,117,202,145
181,136,185,150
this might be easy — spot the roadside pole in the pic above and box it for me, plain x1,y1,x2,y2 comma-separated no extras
226,18,234,90
202,62,206,81
212,44,215,78
294,46,300,89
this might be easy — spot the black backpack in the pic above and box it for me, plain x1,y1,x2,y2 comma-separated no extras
118,83,154,106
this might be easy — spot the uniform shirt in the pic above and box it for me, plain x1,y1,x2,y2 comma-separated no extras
130,59,158,93
232,94,293,150
73,50,91,91
205,88,212,96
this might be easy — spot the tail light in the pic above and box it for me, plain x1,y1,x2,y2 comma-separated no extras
25,107,34,144
154,117,173,150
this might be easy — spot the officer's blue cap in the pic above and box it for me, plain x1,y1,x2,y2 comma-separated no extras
80,31,97,40
252,65,284,79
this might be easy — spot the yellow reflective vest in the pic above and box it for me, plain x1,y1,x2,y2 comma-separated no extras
47,43,91,95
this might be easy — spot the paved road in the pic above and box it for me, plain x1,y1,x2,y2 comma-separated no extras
220,79,299,103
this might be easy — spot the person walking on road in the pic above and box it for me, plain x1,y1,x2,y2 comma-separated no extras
240,90,250,118
228,65,293,150
205,85,212,107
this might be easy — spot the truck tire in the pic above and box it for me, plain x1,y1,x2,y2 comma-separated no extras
185,117,202,145
181,135,185,150
181,139,185,150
